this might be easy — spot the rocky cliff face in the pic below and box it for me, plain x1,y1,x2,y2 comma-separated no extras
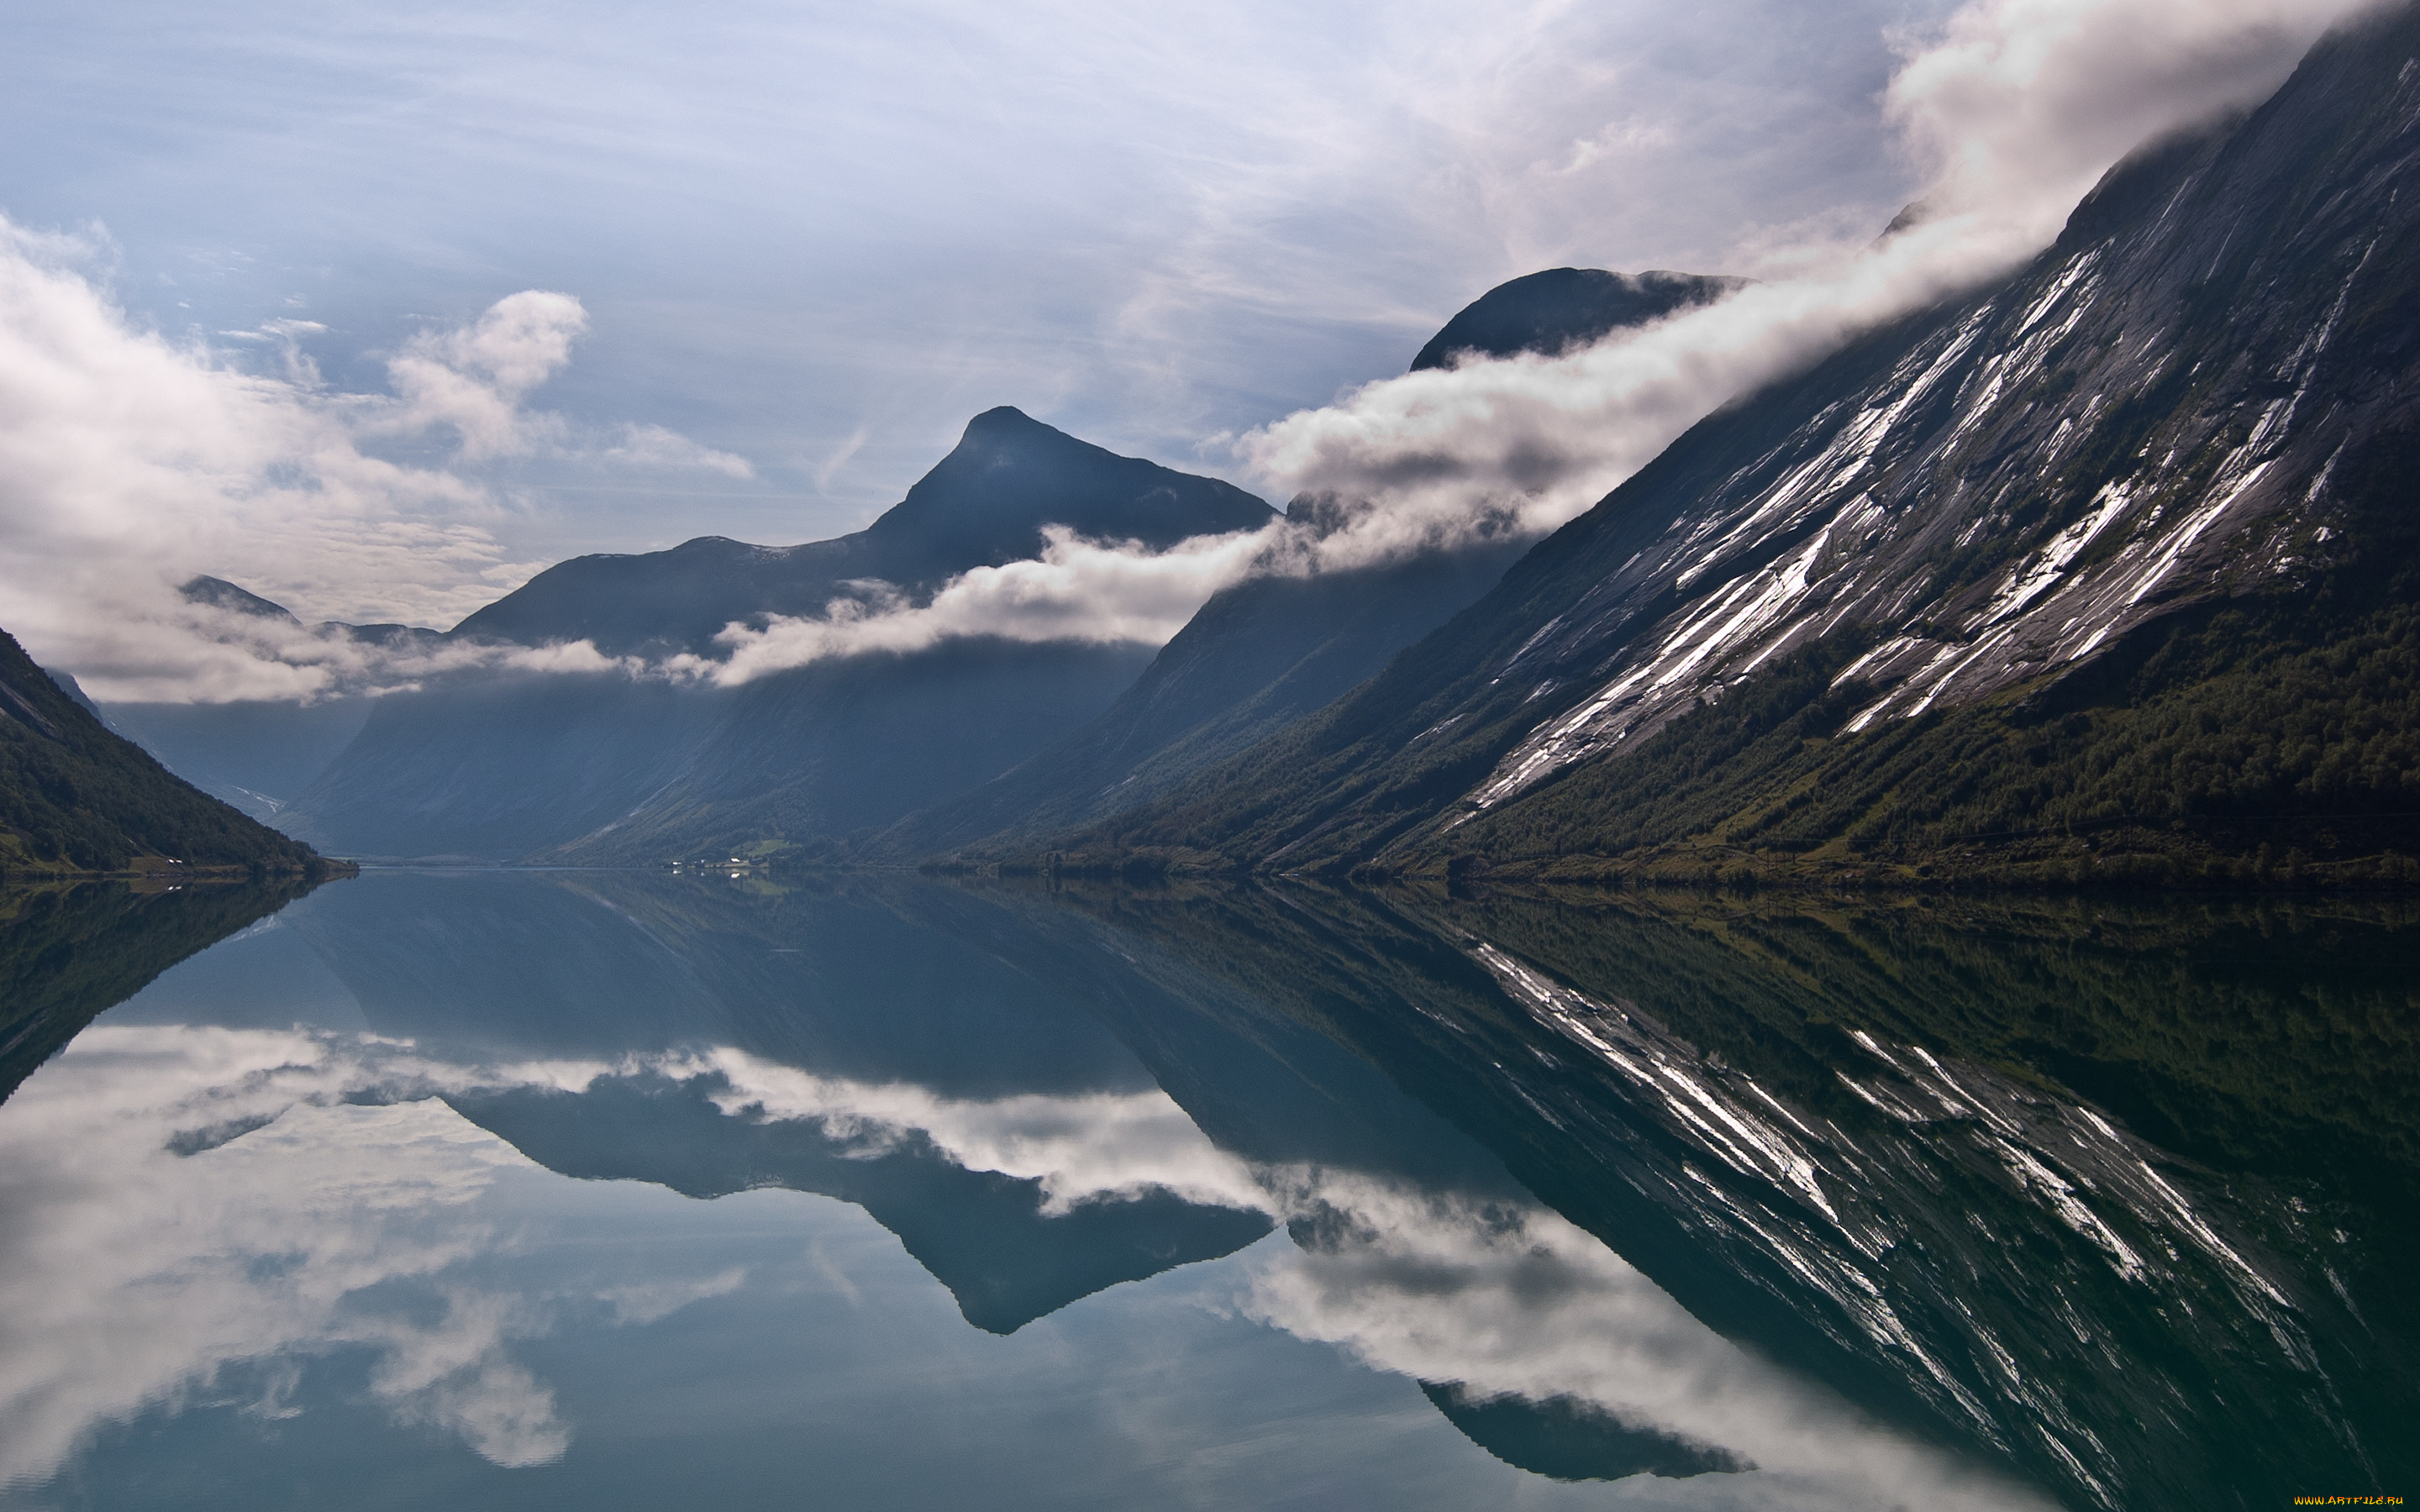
1055,4,2420,881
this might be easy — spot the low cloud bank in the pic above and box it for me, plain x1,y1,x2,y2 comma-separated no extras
689,525,1274,686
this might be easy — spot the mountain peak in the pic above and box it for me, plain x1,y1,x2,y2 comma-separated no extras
179,575,301,625
865,408,1271,564
444,411,1270,659
1410,268,1749,372
963,404,1044,434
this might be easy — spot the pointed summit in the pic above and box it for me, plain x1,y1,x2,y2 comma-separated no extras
865,406,1270,568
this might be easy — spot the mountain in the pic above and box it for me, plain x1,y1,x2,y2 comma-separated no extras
95,576,438,822
278,409,1275,861
877,268,1743,859
1028,5,2420,887
450,407,1270,658
1409,268,1748,371
0,625,334,877
876,533,1528,857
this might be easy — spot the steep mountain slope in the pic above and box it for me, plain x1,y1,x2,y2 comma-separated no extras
281,410,1272,860
880,267,1743,859
876,534,1528,856
1046,6,2420,884
0,626,331,876
1409,268,1747,371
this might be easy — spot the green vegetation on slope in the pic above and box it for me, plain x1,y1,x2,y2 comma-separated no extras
1420,597,2420,888
0,629,331,875
1408,425,2420,889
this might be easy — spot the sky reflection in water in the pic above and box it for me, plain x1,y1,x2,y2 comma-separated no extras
1,869,2403,1509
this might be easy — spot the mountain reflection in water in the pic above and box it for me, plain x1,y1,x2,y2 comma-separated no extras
0,871,2407,1510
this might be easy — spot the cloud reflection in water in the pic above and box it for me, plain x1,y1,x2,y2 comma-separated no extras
0,1022,2046,1508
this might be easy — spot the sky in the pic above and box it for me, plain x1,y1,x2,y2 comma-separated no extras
1,1,1956,555
0,0,2378,697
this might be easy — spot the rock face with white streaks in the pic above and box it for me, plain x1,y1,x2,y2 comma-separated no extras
1460,63,2420,818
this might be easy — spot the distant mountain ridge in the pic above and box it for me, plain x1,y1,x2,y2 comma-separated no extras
108,270,1747,865
1018,3,2420,887
277,409,1275,860
450,406,1270,659
268,257,1742,866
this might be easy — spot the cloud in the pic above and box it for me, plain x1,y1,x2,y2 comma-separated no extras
814,423,871,494
0,223,746,701
694,523,1273,684
1223,0,2374,570
0,221,523,698
377,290,588,460
603,422,755,479
1548,117,1677,176
1883,0,2365,226
4,0,2377,705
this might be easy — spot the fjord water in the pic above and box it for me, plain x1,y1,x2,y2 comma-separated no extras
0,873,2409,1510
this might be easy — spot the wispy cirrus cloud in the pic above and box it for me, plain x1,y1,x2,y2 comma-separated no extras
604,422,755,479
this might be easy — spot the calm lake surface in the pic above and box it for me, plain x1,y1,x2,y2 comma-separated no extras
0,870,2411,1510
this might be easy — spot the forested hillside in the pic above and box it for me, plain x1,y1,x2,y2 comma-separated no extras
1,627,334,877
